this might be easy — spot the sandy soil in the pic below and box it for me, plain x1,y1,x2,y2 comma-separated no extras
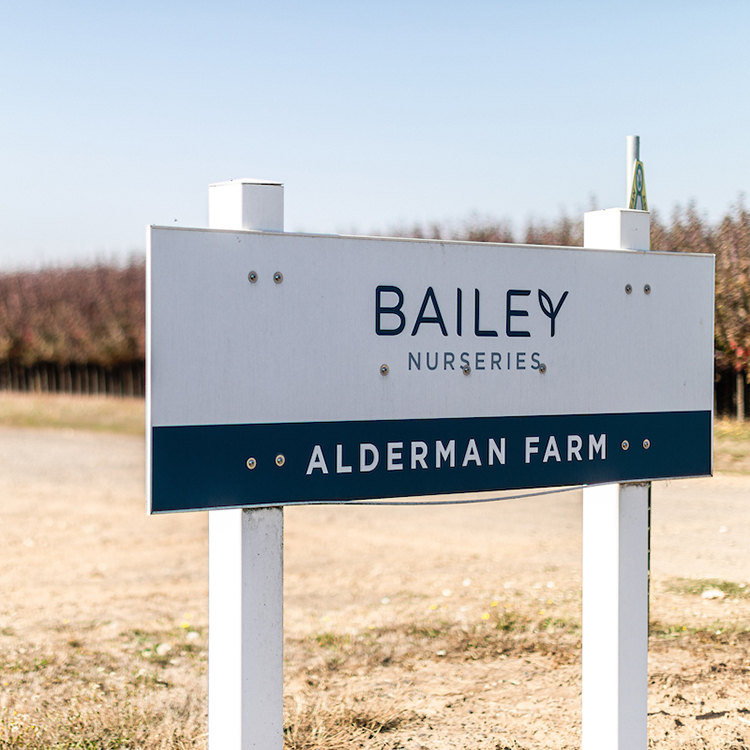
1,425,749,748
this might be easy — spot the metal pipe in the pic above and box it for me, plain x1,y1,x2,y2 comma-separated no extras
626,135,640,207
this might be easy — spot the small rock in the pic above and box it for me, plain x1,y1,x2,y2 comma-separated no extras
701,589,725,600
155,642,172,656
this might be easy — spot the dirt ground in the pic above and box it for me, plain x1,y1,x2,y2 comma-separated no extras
0,418,749,748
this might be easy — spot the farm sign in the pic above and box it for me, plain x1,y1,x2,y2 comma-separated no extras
147,227,714,513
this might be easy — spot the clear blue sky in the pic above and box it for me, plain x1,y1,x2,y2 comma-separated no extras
1,1,748,269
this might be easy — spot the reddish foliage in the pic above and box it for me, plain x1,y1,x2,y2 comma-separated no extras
1,202,748,381
0,261,145,367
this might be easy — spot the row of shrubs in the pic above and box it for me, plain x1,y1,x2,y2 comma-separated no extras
1,202,748,410
0,261,144,367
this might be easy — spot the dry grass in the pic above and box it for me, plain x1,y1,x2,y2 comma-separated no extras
0,622,206,750
289,609,581,677
284,691,418,750
1,585,750,748
0,646,206,750
282,604,582,749
665,577,750,600
0,393,144,436
283,595,750,749
714,417,750,473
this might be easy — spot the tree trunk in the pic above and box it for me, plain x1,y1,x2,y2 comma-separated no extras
737,370,745,422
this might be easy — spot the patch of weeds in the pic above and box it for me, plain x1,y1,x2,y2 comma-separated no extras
650,620,693,639
344,693,415,733
121,626,205,668
131,668,171,688
324,655,345,672
314,632,350,650
0,631,206,749
292,610,582,677
537,616,580,634
406,622,451,639
492,611,530,633
650,619,750,648
665,577,750,599
691,625,750,646
0,647,58,676
131,667,158,686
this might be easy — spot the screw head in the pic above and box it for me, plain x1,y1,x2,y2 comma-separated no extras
273,272,283,284
248,271,258,283
275,454,285,467
539,363,547,374
625,284,632,294
462,364,471,375
246,457,257,470
643,438,651,449
644,284,651,294
380,364,389,376
621,440,630,451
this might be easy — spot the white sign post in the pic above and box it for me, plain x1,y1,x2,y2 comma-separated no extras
581,207,651,750
206,180,284,750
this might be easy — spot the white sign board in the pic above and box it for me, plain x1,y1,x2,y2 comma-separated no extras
147,227,714,513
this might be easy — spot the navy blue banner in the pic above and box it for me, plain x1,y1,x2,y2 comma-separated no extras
150,411,711,513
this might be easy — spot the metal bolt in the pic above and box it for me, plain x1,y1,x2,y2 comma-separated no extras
380,364,389,375
539,363,547,374
625,284,632,294
275,454,285,467
621,440,630,451
274,272,283,284
644,284,651,294
462,364,471,375
248,271,258,283
643,439,651,449
246,457,257,470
